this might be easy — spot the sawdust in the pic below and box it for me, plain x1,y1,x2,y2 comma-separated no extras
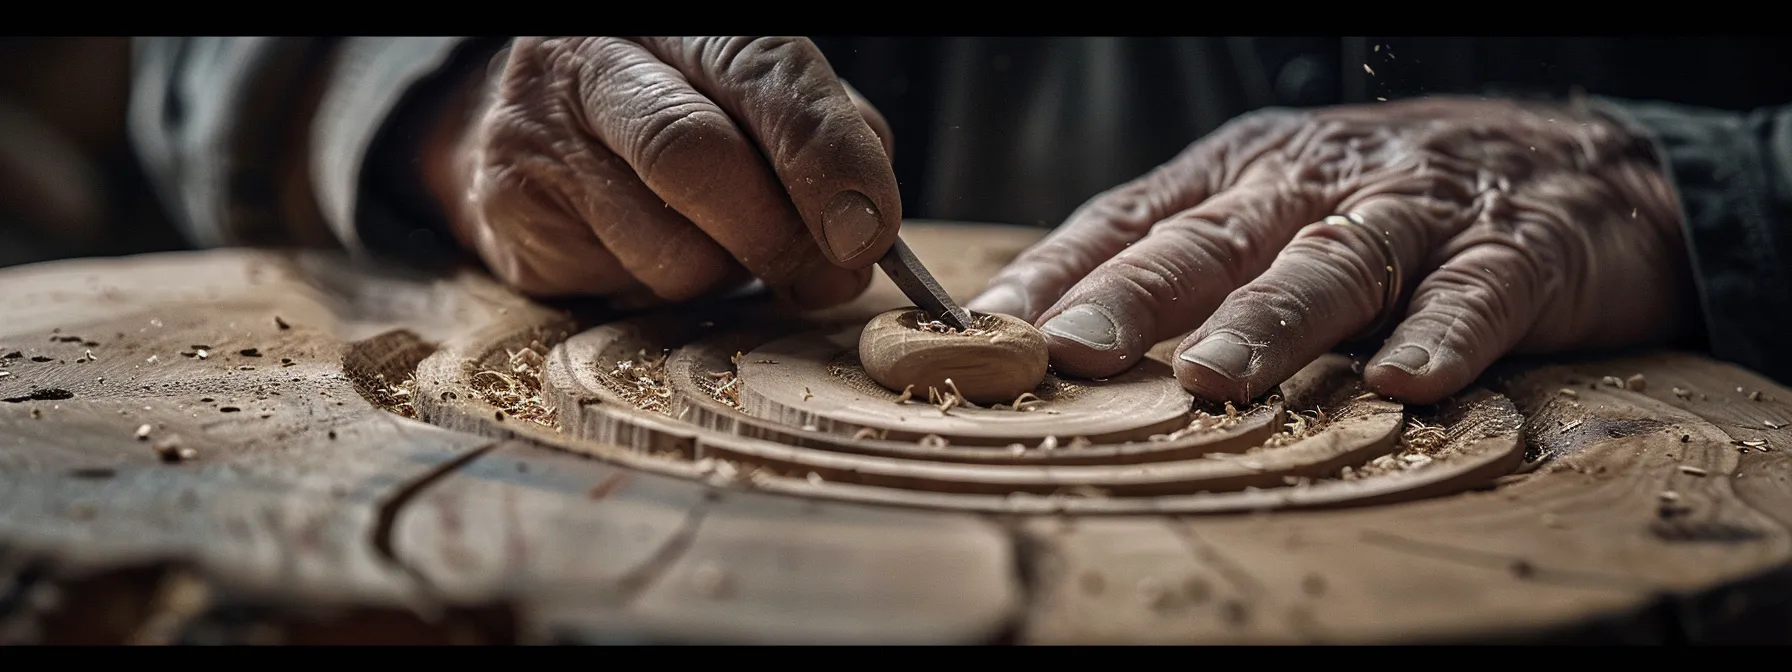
467,341,558,430
369,373,418,419
1338,418,1452,480
598,348,672,415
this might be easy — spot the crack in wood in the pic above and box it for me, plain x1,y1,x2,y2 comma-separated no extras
369,437,502,607
987,515,1047,644
610,492,714,608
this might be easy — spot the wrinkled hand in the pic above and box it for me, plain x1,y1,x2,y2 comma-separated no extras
421,37,900,309
967,97,1696,405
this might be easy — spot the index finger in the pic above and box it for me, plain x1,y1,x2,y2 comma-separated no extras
635,36,900,268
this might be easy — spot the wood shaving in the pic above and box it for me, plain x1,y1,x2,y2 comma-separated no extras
932,384,963,414
918,434,949,449
1624,374,1646,391
917,316,992,337
1259,408,1327,450
1678,465,1708,477
1672,387,1693,400
705,370,744,411
598,348,671,417
369,373,418,419
991,392,1044,412
894,384,915,404
1151,408,1246,442
1340,418,1450,480
851,427,885,441
153,437,195,463
1601,376,1624,388
467,341,558,429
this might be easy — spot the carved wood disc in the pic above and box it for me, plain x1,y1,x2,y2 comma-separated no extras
735,323,1193,446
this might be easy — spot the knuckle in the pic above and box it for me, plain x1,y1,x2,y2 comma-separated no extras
633,105,738,187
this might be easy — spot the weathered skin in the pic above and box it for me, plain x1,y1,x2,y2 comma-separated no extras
419,37,901,310
966,97,1693,406
405,39,1692,409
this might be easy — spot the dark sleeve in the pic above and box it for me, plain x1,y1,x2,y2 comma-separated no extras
127,36,506,266
1593,97,1792,385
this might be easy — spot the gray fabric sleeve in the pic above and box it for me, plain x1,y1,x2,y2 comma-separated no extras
127,36,500,265
1595,97,1792,384
127,37,337,248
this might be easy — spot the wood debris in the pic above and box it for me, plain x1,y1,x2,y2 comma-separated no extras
1558,388,1579,399
990,391,1044,412
599,348,670,417
153,437,196,463
1151,406,1250,442
1601,376,1625,388
1340,417,1449,480
135,424,152,440
918,434,949,449
917,316,992,337
851,427,884,441
1624,374,1646,391
469,341,558,429
1260,408,1326,449
369,373,418,419
1678,465,1708,477
894,384,915,404
274,316,290,330
1672,387,1693,400
706,369,744,411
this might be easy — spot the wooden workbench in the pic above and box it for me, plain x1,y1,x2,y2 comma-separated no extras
1,221,1789,644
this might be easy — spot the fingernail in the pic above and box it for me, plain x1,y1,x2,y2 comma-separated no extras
1040,305,1118,349
966,285,1027,317
822,190,885,262
1375,345,1431,374
1180,332,1253,380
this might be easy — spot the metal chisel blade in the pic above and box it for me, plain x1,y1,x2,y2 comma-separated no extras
875,237,973,331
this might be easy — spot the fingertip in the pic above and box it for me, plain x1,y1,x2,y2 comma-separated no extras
1173,332,1257,403
1038,303,1145,379
1362,344,1458,406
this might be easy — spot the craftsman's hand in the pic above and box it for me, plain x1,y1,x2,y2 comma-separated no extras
420,37,901,308
966,97,1696,405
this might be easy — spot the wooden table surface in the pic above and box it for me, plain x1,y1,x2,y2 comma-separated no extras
1,221,1789,644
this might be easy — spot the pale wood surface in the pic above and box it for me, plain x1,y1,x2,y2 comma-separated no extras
1,221,1789,643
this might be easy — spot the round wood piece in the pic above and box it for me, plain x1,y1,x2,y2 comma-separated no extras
857,308,1048,405
738,323,1193,446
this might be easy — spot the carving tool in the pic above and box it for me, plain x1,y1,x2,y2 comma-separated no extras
875,237,973,331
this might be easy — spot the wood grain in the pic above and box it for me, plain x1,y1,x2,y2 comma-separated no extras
3,222,1790,643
